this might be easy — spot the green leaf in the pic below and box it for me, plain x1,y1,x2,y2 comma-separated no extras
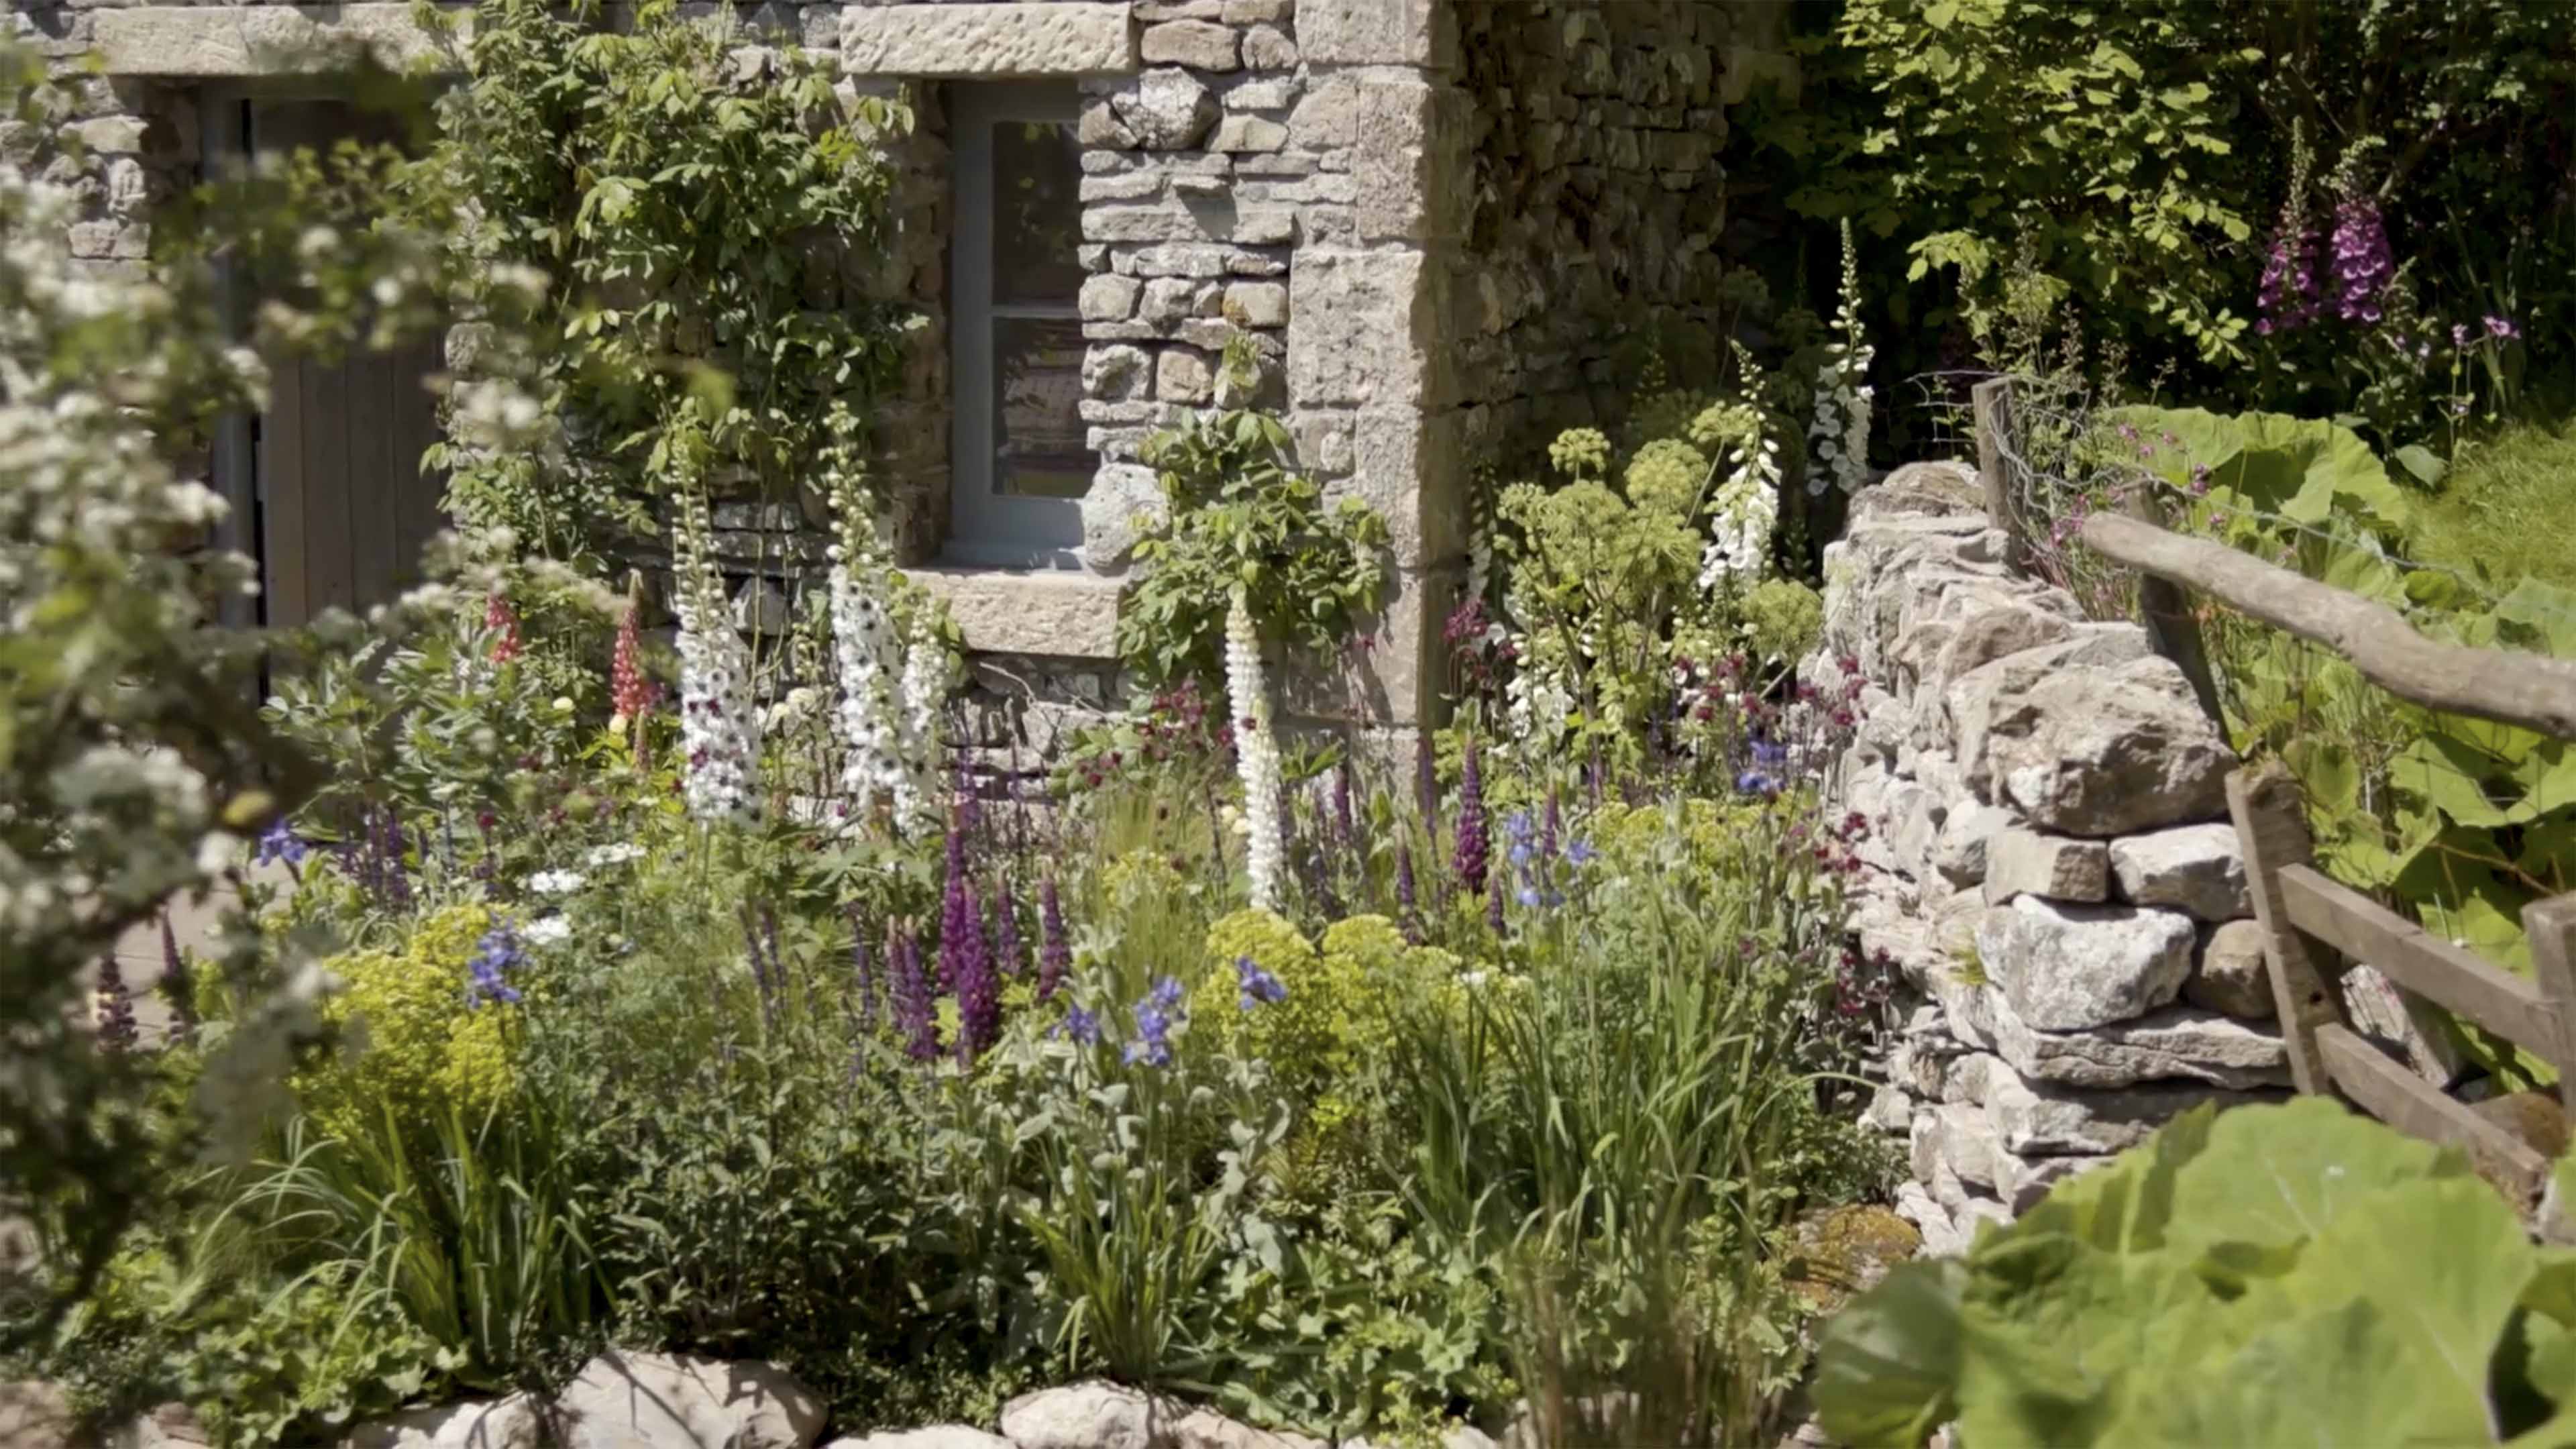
1813,1257,1971,1447
2394,443,2448,487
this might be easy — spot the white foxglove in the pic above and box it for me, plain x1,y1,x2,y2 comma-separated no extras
1224,589,1284,912
1700,433,1781,588
1807,218,1876,497
672,489,763,826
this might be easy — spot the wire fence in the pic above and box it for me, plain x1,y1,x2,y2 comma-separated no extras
1923,372,2576,1069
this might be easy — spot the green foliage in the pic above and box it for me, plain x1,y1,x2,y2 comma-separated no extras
2116,405,2576,1082
1816,1097,2576,1446
1741,0,2576,438
2418,419,2576,594
297,904,521,1142
1116,407,1389,688
408,0,914,560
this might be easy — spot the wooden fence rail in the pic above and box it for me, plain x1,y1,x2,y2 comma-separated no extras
1972,379,2576,1196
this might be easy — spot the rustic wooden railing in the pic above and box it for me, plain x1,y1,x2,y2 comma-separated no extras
1972,380,2576,1197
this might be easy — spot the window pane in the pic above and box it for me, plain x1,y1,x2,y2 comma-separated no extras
992,117,1085,307
994,315,1094,499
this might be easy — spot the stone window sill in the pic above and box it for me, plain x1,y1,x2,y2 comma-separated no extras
908,564,1122,661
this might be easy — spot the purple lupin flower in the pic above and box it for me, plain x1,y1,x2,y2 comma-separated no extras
1454,736,1489,896
889,924,941,1062
376,807,412,912
158,909,195,1045
954,886,999,1065
937,814,973,994
95,954,138,1052
1485,858,1507,937
849,906,879,1028
1332,759,1355,849
1037,873,1071,1003
2330,193,2394,324
1540,789,1560,861
1395,839,1420,943
991,875,1024,979
1415,731,1441,841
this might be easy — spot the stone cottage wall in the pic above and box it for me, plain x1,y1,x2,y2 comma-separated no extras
1811,464,2292,1253
1446,1,1735,459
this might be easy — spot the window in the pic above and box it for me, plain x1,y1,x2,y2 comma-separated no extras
949,83,1095,568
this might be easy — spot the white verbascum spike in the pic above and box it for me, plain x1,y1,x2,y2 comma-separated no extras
1224,588,1283,912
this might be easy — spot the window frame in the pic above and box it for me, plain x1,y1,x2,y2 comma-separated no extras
947,80,1092,570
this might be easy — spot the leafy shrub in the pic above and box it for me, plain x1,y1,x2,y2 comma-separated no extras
1117,406,1389,690
1816,1097,2576,1446
298,904,520,1142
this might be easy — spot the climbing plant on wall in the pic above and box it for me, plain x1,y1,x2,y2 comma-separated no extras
407,0,918,566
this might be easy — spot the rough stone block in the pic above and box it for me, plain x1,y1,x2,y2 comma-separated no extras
1081,343,1151,400
1078,273,1142,322
2109,822,2250,922
2187,918,2275,1021
1222,280,1289,328
912,567,1122,658
1987,656,2239,836
1110,68,1219,150
1139,18,1238,70
1983,1070,2271,1156
1210,114,1289,152
1298,0,1452,67
1154,345,1216,402
94,4,458,76
1287,249,1430,409
1933,801,2017,888
1982,828,2109,906
1078,462,1164,573
1241,23,1298,69
844,3,1138,77
1977,896,2197,1031
1936,972,2292,1090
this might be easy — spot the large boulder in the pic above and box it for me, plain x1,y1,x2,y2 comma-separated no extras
1000,1383,1321,1449
1986,657,2237,836
1933,801,2018,887
343,1399,545,1449
2110,822,2251,921
553,1353,823,1449
1933,973,2292,1089
2186,918,2276,1020
1981,1070,2278,1156
1945,627,2153,798
1977,896,2197,1030
1,1383,72,1449
819,1423,1010,1433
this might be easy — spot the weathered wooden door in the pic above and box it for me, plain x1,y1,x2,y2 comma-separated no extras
241,99,447,628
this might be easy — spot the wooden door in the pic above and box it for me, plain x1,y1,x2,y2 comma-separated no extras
246,100,447,629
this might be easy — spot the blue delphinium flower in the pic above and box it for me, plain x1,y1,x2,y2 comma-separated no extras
254,817,308,869
1736,739,1788,799
1124,975,1183,1067
464,924,525,1008
1505,809,1535,869
1236,953,1287,1011
1060,1002,1102,1046
1566,838,1598,868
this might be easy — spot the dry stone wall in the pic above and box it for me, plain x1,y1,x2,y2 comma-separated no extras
1812,464,2292,1254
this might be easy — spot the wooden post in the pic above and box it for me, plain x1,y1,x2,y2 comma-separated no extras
2123,488,2225,729
2528,894,2576,1118
1972,378,2027,575
2226,763,2345,1096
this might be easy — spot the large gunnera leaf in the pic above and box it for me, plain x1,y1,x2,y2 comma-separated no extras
1817,1099,2546,1448
2110,405,2417,535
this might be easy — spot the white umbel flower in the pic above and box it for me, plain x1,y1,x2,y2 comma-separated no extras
1224,588,1285,912
1807,218,1876,497
672,489,763,826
